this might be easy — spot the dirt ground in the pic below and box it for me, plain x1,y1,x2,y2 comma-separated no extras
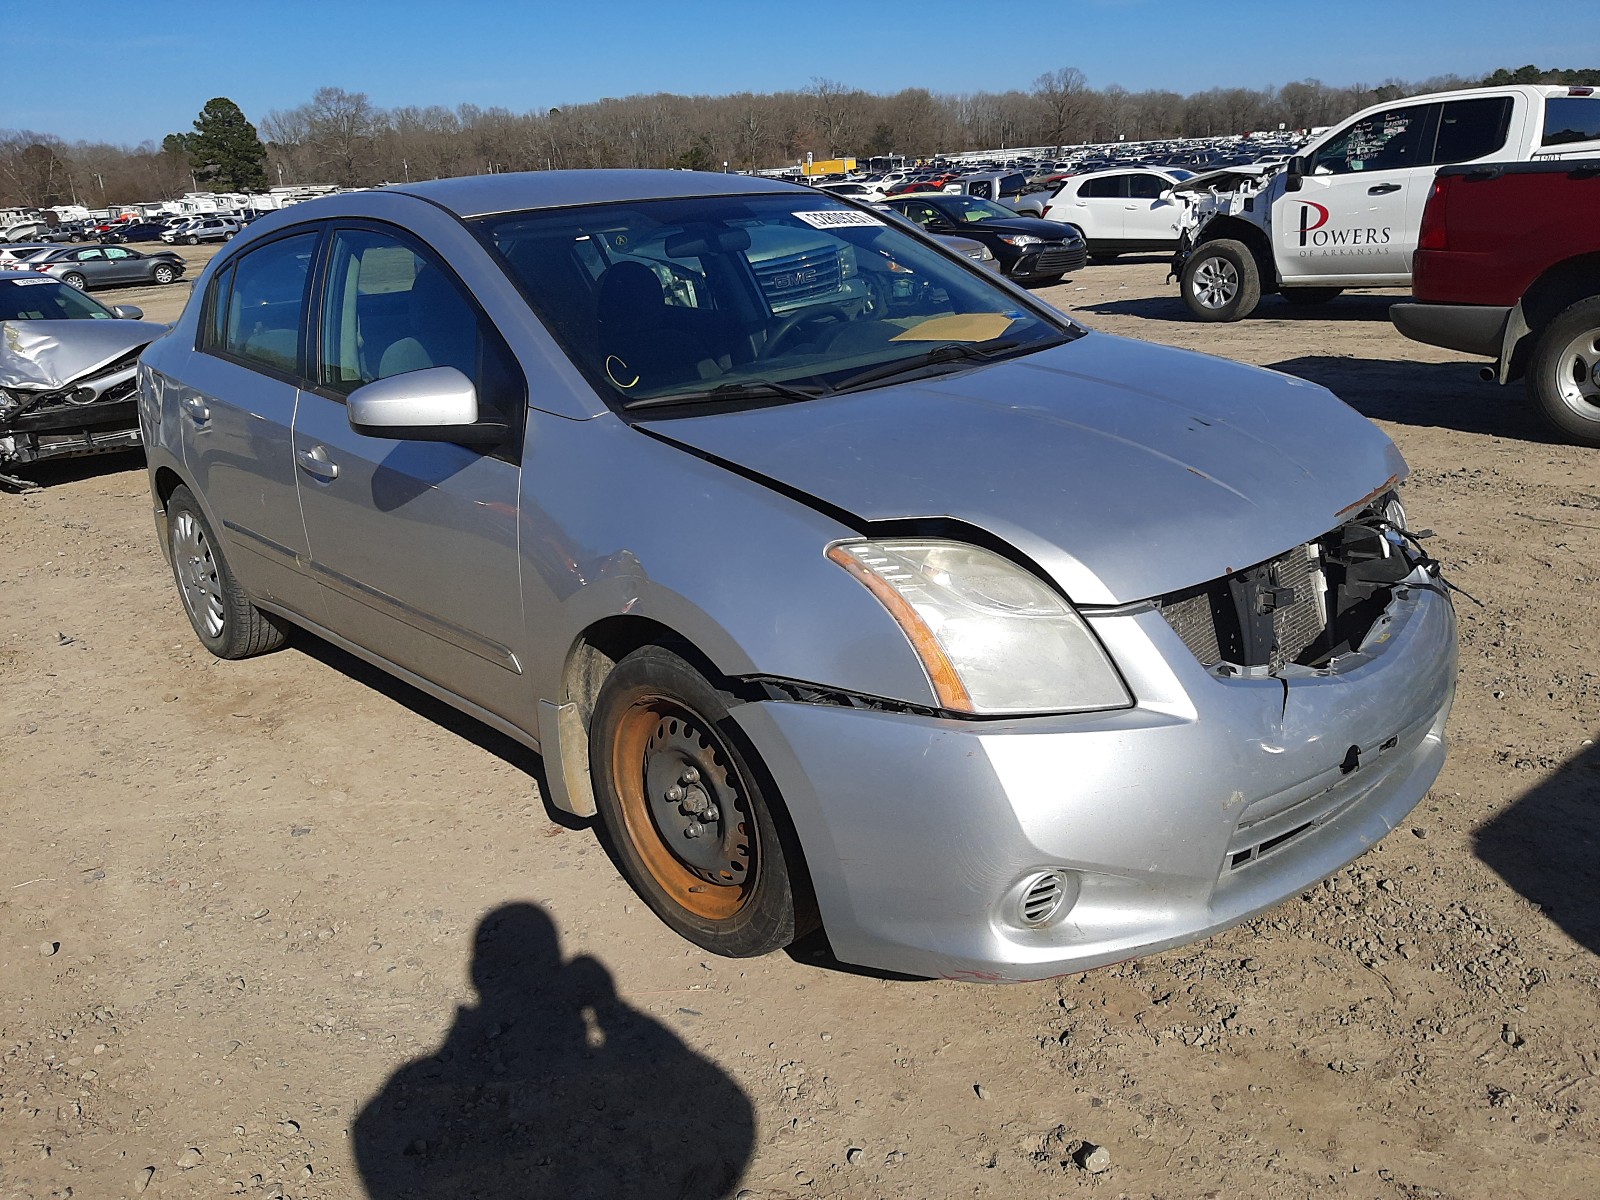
3,245,1598,1200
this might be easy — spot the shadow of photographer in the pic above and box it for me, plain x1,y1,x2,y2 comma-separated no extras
354,903,753,1199
1475,741,1600,958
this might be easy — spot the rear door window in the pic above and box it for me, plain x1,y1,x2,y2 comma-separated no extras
1430,96,1513,164
209,231,318,376
1080,175,1127,198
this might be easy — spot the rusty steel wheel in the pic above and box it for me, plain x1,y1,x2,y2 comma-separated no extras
590,645,808,957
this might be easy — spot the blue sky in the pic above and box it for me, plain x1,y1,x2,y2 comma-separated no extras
4,0,1594,145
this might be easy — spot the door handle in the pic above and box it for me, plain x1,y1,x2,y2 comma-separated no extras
1367,183,1401,195
180,395,210,424
295,445,340,481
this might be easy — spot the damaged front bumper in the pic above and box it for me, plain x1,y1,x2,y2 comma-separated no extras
1,318,166,480
731,571,1456,982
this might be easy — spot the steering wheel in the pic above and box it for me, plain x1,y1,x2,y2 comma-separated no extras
757,304,851,362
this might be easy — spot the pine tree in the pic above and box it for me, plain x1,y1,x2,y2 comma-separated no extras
187,98,268,192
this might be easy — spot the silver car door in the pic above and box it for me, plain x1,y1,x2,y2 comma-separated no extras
100,246,140,284
179,230,323,618
292,225,528,724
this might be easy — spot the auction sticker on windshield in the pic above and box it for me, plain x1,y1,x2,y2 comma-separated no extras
794,210,883,229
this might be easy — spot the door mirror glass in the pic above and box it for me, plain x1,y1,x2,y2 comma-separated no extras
347,365,504,444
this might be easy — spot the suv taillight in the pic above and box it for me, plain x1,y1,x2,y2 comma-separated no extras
1417,177,1450,251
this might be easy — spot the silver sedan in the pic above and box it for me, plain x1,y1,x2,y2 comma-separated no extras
138,171,1456,981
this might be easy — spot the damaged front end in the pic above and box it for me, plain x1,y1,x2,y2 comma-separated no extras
1168,162,1281,280
1,319,167,488
1152,488,1443,678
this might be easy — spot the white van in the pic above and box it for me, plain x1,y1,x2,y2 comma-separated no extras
1173,85,1600,320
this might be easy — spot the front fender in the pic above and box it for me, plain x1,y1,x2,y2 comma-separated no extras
518,414,942,712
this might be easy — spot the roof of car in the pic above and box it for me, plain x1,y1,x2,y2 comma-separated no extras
0,269,61,282
387,169,807,218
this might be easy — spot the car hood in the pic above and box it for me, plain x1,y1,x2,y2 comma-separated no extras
638,332,1406,605
1172,162,1278,195
961,215,1075,239
0,318,168,391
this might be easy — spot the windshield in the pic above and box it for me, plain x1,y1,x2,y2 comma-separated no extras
0,278,116,320
474,191,1071,410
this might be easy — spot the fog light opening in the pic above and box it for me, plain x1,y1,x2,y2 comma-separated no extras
1017,871,1076,927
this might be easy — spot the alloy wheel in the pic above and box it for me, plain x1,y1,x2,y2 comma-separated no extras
1552,325,1600,425
1192,257,1239,309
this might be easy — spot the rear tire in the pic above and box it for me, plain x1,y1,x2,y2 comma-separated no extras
1525,296,1600,447
1180,239,1261,321
166,485,288,659
62,272,87,290
1282,287,1343,306
589,645,810,958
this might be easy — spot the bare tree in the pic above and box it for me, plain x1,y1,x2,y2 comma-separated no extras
1033,67,1092,150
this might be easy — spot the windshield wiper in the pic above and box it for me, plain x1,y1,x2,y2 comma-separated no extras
622,378,830,412
830,339,1025,393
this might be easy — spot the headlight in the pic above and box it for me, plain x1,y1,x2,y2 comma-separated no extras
827,539,1131,716
998,234,1043,248
965,245,995,262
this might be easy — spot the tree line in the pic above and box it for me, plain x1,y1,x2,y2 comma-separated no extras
3,64,1597,209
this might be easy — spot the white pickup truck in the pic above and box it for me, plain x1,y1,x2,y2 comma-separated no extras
1172,85,1600,320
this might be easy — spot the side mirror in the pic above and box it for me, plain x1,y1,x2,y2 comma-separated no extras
1284,156,1307,193
1158,188,1174,201
347,366,507,445
111,304,144,319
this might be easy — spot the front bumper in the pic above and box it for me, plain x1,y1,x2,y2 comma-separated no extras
1390,302,1512,359
733,582,1456,981
1011,242,1089,281
1,397,141,465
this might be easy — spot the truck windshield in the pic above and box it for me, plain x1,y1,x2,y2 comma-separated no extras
474,192,1072,410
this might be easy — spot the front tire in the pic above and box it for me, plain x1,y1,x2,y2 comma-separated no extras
153,263,177,284
166,485,288,659
1526,296,1600,447
1180,239,1261,321
590,645,808,958
186,234,199,245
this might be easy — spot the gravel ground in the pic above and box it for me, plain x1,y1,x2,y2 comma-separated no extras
2,246,1597,1200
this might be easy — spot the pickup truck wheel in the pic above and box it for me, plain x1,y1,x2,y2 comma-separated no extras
166,485,288,659
1282,287,1343,305
590,645,809,958
1527,297,1600,446
1180,239,1260,321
